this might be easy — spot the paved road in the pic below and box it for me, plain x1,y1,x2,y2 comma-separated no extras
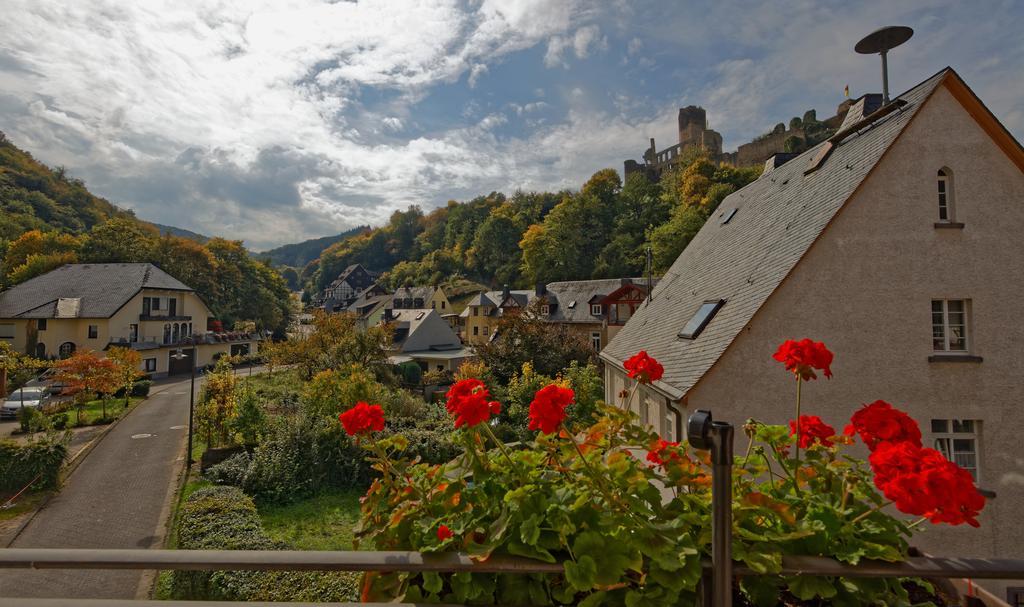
0,375,196,599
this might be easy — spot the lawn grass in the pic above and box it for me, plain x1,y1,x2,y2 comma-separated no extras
258,489,365,551
0,489,49,523
240,368,303,413
48,396,142,427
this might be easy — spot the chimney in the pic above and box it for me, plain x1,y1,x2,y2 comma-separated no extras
535,282,546,297
762,152,800,175
836,93,884,132
502,284,510,301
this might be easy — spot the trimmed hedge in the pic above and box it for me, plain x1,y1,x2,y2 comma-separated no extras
0,437,67,492
171,486,359,602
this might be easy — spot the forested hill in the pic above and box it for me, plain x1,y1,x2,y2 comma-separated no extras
0,133,293,336
260,226,369,268
300,153,761,299
0,131,133,239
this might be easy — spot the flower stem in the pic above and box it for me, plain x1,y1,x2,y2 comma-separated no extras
849,501,893,526
480,423,517,468
906,516,929,530
792,376,803,494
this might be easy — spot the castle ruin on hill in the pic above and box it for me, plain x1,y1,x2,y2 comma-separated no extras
624,100,856,180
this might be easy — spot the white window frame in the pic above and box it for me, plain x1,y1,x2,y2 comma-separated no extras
590,304,602,315
0,323,14,339
590,331,601,351
540,304,550,315
932,299,969,353
482,325,489,336
144,358,157,373
931,419,980,481
937,168,954,222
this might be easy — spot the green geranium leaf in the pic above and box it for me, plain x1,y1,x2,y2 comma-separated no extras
564,555,598,591
741,576,783,607
422,571,443,594
787,575,838,600
578,590,607,607
507,538,556,563
520,513,541,546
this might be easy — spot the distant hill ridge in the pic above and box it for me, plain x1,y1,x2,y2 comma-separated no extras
260,226,369,268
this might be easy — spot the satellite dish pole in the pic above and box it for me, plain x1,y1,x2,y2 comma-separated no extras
855,26,914,104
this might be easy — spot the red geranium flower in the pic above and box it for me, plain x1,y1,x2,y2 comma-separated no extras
772,339,833,381
528,384,574,434
338,401,385,436
844,400,922,451
437,524,454,541
788,415,836,449
445,378,501,428
646,438,681,466
624,351,664,384
869,442,985,527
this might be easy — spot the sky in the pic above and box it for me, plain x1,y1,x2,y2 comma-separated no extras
1,1,1022,251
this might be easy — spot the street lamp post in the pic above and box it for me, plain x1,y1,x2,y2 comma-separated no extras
171,339,197,465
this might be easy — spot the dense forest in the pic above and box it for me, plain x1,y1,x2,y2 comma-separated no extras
0,133,293,336
300,149,761,298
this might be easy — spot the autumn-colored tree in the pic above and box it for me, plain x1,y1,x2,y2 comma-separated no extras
300,365,390,419
2,230,82,286
0,341,47,398
197,357,239,448
54,350,119,423
286,311,392,380
106,347,143,409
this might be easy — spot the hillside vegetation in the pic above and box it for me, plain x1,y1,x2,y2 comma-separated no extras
301,150,761,298
0,133,292,336
260,226,368,268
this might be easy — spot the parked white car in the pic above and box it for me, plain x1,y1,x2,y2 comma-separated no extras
1,386,50,420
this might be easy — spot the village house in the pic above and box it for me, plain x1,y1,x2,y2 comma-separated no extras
385,308,472,373
601,67,1024,592
317,263,381,312
0,263,260,376
460,279,656,349
391,285,451,312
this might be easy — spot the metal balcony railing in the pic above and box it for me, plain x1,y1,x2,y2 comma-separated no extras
0,548,1022,606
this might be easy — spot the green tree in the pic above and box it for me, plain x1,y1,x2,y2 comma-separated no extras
283,311,393,380
79,217,158,263
198,357,239,447
107,346,143,410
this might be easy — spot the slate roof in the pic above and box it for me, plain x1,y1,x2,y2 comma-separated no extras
393,286,437,302
602,69,949,400
0,263,194,319
544,278,654,323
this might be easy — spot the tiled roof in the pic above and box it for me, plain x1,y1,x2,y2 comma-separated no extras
0,263,194,319
602,69,948,400
393,286,436,302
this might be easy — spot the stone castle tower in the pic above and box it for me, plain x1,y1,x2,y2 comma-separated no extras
677,106,723,155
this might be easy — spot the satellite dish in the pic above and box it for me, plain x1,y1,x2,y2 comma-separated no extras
855,26,914,55
854,26,914,103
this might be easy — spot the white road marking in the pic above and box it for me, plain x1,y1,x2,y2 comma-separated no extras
131,433,153,439
169,425,186,430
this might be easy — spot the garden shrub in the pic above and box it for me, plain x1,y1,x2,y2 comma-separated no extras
205,451,252,487
0,434,68,491
171,486,358,602
50,412,69,430
131,379,152,397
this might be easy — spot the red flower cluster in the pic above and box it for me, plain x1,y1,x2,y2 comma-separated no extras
436,524,454,541
844,400,985,527
624,351,664,384
772,339,833,381
445,379,501,428
528,384,574,434
788,415,836,449
844,400,922,450
339,401,385,436
870,442,984,527
646,438,681,467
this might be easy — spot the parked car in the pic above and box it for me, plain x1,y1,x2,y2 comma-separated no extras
24,368,68,396
1,386,50,420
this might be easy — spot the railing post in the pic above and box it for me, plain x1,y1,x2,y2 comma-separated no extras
688,410,734,607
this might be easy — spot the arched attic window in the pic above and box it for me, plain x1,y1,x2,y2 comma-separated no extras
937,168,955,222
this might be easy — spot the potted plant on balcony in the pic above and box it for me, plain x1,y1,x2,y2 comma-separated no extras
350,342,982,606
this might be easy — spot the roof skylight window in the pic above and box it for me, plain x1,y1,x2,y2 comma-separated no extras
721,208,738,224
678,300,725,339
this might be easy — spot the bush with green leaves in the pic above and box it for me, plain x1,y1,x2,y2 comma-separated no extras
0,432,68,491
170,486,358,602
